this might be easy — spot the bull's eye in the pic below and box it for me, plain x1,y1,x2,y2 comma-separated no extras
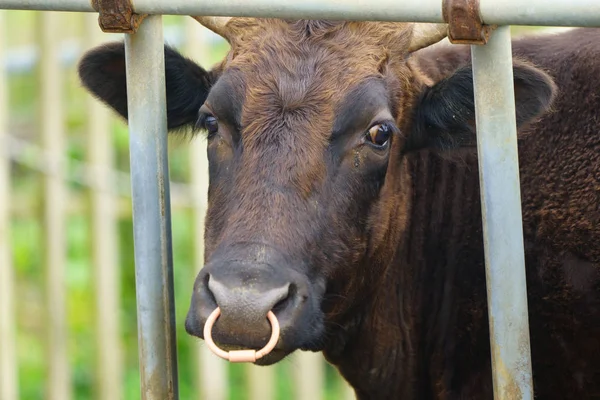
204,115,219,136
365,123,391,148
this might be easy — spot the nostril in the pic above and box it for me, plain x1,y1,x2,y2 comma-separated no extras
272,283,297,313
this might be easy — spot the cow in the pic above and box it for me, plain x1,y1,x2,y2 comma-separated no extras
77,19,600,399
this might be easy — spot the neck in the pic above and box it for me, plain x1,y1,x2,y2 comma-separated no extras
324,150,490,399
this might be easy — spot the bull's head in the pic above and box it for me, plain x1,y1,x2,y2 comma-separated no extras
78,18,554,366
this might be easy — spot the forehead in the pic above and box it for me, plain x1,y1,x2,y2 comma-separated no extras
205,22,397,128
229,21,385,81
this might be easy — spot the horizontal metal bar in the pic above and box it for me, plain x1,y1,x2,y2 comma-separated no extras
1,0,599,27
479,0,600,27
132,0,444,23
2,0,95,12
471,26,533,399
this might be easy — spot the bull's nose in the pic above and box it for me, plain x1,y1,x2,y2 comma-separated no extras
185,265,309,349
208,278,292,329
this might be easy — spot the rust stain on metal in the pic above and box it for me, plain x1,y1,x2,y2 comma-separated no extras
489,314,531,399
442,0,496,45
91,0,147,34
492,345,523,399
158,170,166,217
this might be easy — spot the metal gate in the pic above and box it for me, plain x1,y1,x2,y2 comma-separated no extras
0,1,598,399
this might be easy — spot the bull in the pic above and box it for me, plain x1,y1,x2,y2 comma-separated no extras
78,20,600,399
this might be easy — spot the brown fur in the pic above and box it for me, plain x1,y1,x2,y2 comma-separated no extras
332,28,600,399
78,23,600,399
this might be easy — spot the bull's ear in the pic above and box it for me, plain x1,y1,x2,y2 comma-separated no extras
78,41,217,131
406,61,556,151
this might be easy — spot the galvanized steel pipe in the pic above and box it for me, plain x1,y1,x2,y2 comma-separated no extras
471,26,534,400
124,15,179,400
0,0,93,12
1,0,599,26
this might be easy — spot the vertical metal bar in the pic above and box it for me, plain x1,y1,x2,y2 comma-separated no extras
183,18,229,400
38,11,70,400
0,10,18,400
84,13,122,400
471,25,534,400
124,15,179,400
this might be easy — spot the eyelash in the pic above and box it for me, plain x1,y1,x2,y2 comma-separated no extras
196,112,219,137
195,112,209,130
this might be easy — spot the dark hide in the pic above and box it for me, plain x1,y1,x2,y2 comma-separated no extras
77,24,600,400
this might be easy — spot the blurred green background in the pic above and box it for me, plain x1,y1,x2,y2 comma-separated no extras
2,10,555,400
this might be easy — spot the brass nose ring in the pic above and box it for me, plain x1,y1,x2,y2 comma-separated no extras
203,307,280,363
